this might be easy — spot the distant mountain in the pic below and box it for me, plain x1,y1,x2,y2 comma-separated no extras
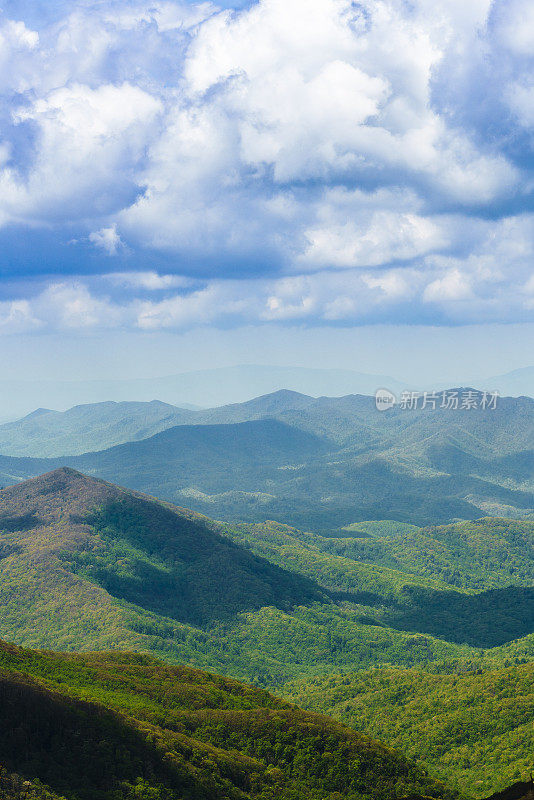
487,366,534,398
0,388,395,457
0,400,196,457
0,364,407,418
0,640,454,800
1,392,534,527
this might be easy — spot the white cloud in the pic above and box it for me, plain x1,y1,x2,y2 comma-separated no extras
0,299,40,333
90,225,123,255
35,283,121,329
424,269,473,302
0,81,161,224
104,271,192,290
0,0,532,328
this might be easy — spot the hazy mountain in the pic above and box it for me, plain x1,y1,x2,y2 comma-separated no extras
1,392,534,527
0,364,407,419
6,383,531,462
0,390,325,457
0,400,196,457
487,366,534,398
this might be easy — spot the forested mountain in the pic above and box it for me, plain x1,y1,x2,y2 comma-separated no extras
0,468,476,683
2,469,534,686
285,662,534,799
0,639,455,800
1,470,534,798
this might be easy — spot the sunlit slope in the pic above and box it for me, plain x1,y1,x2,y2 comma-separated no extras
0,640,456,800
0,469,474,683
285,662,534,799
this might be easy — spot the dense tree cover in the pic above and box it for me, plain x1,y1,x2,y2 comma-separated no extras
308,518,534,591
0,640,455,800
1,470,534,798
63,496,323,625
2,470,534,684
0,469,475,685
284,662,534,799
0,768,67,800
226,521,534,647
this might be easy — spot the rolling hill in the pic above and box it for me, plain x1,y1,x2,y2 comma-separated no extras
0,400,196,457
0,639,455,800
3,469,534,686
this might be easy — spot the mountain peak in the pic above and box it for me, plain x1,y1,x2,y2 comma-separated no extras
0,467,118,517
0,468,322,629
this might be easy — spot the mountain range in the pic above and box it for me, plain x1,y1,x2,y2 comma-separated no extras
2,468,534,798
0,389,533,528
0,364,407,420
4,362,534,421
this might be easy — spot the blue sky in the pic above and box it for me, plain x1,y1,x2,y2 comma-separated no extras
0,0,532,385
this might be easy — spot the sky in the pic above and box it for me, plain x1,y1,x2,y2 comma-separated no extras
0,0,533,390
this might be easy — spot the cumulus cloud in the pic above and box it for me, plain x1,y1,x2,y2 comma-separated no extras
89,225,124,255
0,0,532,327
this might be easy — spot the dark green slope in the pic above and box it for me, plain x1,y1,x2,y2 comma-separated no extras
0,417,331,500
0,640,455,800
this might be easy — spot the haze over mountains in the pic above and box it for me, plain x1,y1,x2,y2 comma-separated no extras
0,389,533,528
0,364,408,420
5,362,534,421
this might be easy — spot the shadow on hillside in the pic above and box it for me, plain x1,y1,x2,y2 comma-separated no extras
386,585,534,647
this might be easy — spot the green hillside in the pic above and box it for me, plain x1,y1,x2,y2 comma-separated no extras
285,662,534,799
0,639,455,800
310,518,534,590
0,469,477,684
225,520,534,647
3,470,534,684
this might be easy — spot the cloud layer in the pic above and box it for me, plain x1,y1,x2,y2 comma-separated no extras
0,0,533,330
